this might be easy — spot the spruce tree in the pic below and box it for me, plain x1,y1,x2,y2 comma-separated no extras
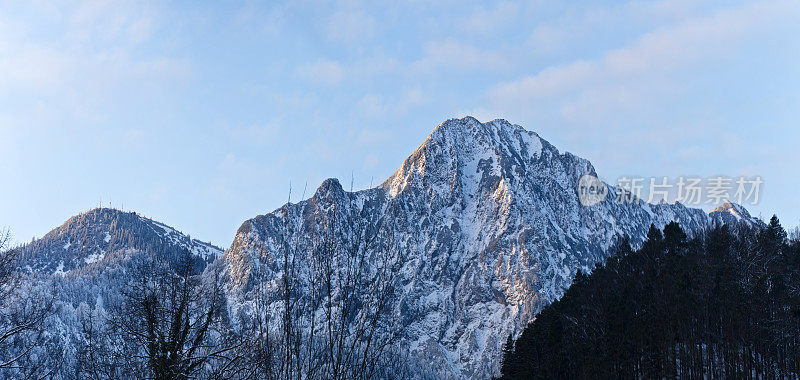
500,334,515,378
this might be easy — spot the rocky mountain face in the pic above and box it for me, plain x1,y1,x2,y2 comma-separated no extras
15,208,222,276
7,117,762,379
709,201,761,229
218,117,762,379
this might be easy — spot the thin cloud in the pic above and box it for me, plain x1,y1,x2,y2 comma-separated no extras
463,1,521,34
298,59,345,85
489,0,799,119
0,0,189,117
357,87,425,119
413,38,505,72
230,124,281,145
325,9,376,44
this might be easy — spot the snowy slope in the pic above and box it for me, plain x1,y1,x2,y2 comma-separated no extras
3,208,224,378
218,117,762,379
709,201,761,229
15,207,223,276
7,117,760,379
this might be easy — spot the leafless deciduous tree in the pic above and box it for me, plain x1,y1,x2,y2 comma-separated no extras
79,250,243,379
238,197,409,379
0,227,56,378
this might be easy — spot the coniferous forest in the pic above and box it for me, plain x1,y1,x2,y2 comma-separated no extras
500,217,800,379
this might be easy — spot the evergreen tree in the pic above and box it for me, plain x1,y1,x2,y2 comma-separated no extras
500,220,800,379
499,334,515,378
760,215,787,256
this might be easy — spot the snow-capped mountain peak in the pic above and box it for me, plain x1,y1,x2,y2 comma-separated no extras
709,201,761,228
15,208,223,276
383,118,549,198
220,117,763,379
11,117,763,379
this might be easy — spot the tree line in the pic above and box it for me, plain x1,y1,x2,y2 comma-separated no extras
500,217,800,379
0,201,408,379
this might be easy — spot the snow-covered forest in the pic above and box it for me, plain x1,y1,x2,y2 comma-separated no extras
0,209,408,379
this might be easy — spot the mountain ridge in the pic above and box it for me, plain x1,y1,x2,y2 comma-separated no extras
6,116,764,379
14,207,223,276
219,116,762,379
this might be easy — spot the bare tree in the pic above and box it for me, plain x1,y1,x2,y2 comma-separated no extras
311,212,404,380
789,225,800,244
0,228,14,287
239,194,408,379
0,227,56,377
76,303,129,379
80,250,242,379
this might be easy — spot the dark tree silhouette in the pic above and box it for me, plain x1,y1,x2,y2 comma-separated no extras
500,218,800,379
499,334,516,378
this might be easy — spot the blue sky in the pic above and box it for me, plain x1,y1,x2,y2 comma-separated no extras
1,0,798,247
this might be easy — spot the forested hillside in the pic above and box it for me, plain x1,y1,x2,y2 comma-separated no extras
500,217,800,379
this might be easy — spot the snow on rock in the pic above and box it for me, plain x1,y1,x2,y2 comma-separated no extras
15,208,224,275
709,201,759,228
53,261,65,275
12,117,762,380
7,209,224,378
219,117,764,379
84,252,104,265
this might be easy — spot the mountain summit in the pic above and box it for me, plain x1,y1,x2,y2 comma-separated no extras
15,208,222,276
4,117,762,379
219,117,761,379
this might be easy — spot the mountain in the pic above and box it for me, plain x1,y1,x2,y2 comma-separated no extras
15,208,222,276
709,201,761,229
499,220,798,379
3,117,761,379
217,117,762,379
2,208,224,378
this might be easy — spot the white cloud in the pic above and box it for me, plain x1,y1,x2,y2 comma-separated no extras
523,0,729,57
357,87,425,118
123,128,145,146
0,43,71,92
298,59,344,85
527,23,570,54
356,94,386,117
230,124,280,145
362,152,379,170
491,60,595,101
231,1,288,36
356,127,393,145
67,0,157,46
325,9,376,44
463,1,520,33
413,38,505,72
0,0,189,121
489,0,799,121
